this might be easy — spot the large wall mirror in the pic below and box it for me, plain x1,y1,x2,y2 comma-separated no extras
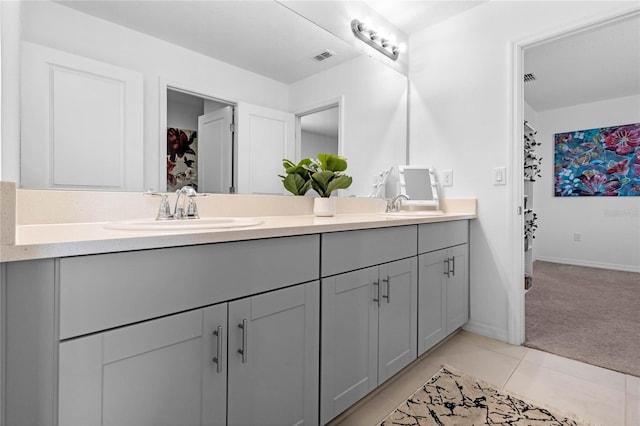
10,0,408,196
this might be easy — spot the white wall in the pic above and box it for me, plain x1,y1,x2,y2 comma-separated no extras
167,100,203,131
534,95,640,272
409,1,638,342
301,131,338,160
290,54,408,197
16,1,289,191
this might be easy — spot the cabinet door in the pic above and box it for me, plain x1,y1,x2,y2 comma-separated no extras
59,307,228,426
227,281,319,426
417,250,447,355
446,244,469,334
320,267,379,425
202,305,230,426
378,257,417,383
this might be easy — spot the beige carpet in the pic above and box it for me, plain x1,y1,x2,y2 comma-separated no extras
525,261,640,377
379,366,588,425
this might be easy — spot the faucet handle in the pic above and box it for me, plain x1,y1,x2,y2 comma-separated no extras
186,198,199,219
385,198,394,212
156,195,172,220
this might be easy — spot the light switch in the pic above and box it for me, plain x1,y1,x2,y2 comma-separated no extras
493,167,506,185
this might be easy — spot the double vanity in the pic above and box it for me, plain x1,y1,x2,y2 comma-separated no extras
0,186,476,426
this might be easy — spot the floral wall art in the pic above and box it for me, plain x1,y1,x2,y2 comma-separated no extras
554,122,640,196
167,128,198,192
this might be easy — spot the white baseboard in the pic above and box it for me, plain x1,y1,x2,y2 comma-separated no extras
463,321,508,343
535,256,640,273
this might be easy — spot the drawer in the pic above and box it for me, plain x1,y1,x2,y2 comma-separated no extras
321,225,417,277
418,220,468,254
59,235,319,340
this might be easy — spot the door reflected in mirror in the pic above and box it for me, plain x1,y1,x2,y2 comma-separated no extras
166,88,235,194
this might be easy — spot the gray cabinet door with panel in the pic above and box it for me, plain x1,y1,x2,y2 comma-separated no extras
320,267,379,425
378,257,418,383
417,249,447,354
445,243,469,334
59,306,228,426
227,281,319,426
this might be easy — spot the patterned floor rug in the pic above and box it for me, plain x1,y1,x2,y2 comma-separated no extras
379,366,590,425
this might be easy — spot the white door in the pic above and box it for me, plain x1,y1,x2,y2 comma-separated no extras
236,102,294,194
20,42,143,190
198,106,233,193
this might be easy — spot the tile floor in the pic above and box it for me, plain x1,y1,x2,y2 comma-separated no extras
328,330,639,426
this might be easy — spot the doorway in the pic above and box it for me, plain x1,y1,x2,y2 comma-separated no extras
296,101,342,162
166,88,235,193
511,9,639,345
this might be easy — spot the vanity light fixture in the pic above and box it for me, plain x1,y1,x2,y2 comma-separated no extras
351,19,400,61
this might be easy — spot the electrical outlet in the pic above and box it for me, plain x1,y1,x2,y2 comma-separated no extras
573,233,581,242
442,170,453,186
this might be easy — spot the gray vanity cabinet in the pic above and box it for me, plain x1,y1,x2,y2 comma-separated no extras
417,221,469,355
58,281,319,426
319,226,417,425
5,235,320,426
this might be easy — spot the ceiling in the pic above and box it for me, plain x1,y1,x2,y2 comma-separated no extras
364,0,486,34
364,1,640,112
523,14,640,112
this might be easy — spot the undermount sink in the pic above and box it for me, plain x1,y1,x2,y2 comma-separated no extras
379,210,444,217
104,217,263,231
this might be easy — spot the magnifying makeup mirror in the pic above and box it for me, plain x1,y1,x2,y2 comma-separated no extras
398,165,440,210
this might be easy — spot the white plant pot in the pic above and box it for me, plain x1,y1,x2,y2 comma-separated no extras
313,197,335,217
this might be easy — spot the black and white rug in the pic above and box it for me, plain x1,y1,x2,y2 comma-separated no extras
380,366,590,425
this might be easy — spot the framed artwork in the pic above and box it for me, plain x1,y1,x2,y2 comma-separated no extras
167,128,198,192
554,122,640,196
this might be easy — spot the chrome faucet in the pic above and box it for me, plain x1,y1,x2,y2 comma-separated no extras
173,186,199,219
152,186,201,220
386,194,410,212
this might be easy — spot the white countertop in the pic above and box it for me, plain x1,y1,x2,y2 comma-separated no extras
1,212,475,262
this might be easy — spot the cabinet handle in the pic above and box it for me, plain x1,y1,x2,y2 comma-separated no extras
373,280,381,306
212,325,223,373
382,276,390,303
444,258,450,277
450,257,455,277
237,319,248,364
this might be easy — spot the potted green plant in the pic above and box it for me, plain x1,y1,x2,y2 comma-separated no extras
309,153,352,216
279,153,353,216
308,153,353,198
279,158,314,196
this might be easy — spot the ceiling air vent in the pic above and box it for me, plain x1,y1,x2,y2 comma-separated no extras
313,50,336,62
523,73,536,82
